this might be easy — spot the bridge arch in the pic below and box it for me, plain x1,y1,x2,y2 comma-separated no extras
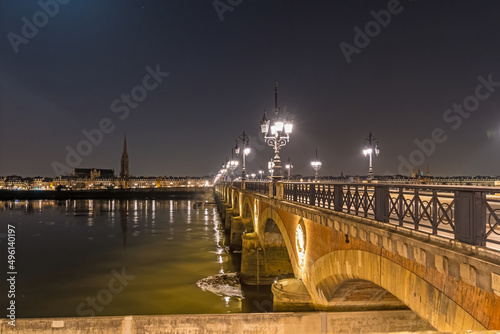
258,207,300,278
305,249,486,331
321,278,408,311
241,196,255,233
232,190,240,216
242,197,253,219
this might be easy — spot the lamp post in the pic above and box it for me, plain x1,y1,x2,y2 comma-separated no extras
284,157,293,181
258,167,264,179
227,148,239,181
260,83,293,181
235,132,250,181
220,160,228,182
362,132,380,180
268,160,274,177
311,149,322,182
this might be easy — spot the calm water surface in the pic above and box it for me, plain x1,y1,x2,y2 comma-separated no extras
0,199,273,318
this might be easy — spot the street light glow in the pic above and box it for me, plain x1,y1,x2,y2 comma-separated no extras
311,149,322,181
363,132,380,180
275,121,284,132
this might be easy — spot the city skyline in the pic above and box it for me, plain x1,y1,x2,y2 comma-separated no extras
2,0,500,177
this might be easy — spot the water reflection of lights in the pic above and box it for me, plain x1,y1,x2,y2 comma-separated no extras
108,200,115,219
218,255,223,264
169,200,174,224
214,224,221,245
152,200,156,224
204,208,209,225
88,200,93,216
224,296,230,306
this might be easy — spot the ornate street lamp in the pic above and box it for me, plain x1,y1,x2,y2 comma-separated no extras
220,160,228,182
260,83,293,181
363,132,380,180
235,131,250,181
285,157,293,181
311,149,322,182
227,148,239,181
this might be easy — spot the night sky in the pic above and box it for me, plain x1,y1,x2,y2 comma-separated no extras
1,0,500,178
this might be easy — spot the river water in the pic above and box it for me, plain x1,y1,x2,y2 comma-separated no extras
0,198,273,318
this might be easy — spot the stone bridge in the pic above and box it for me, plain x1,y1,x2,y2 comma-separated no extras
214,181,500,332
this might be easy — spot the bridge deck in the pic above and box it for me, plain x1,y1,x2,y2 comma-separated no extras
240,181,500,251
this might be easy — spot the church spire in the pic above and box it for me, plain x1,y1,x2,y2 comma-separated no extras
120,132,129,179
123,132,128,155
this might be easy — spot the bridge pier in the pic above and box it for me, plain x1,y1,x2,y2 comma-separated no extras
229,217,254,252
214,196,227,221
240,232,269,284
240,232,295,285
224,208,235,232
272,278,314,312
229,216,244,251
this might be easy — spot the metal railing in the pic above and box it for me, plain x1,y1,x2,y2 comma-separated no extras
219,181,500,248
245,181,269,195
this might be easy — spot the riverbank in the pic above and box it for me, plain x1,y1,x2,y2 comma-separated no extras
0,188,211,200
0,311,436,333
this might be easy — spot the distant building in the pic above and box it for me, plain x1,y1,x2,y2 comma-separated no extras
411,169,425,178
72,168,115,179
2,175,29,190
32,177,52,190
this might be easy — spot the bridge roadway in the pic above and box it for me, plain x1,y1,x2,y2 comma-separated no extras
215,181,500,332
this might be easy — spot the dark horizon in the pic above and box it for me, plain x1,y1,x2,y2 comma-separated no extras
2,0,500,177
